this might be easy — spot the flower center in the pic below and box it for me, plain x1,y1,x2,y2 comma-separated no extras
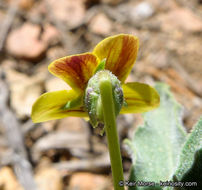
84,70,123,128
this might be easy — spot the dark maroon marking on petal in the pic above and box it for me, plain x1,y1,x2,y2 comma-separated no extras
50,54,99,90
103,36,137,81
69,56,85,88
53,62,82,89
116,36,136,80
107,40,117,69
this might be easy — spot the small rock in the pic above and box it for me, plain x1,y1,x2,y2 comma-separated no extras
41,120,57,132
6,23,46,60
5,69,44,118
0,167,23,190
48,0,86,29
35,168,63,190
89,13,112,35
148,0,177,12
57,117,85,133
19,0,35,10
46,46,66,61
27,1,47,23
1,59,17,70
7,0,34,10
45,77,71,92
42,24,60,46
159,8,202,33
68,172,112,190
6,23,59,61
130,2,154,21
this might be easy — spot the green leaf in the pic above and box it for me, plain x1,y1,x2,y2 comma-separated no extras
125,83,187,190
173,118,202,190
178,148,202,190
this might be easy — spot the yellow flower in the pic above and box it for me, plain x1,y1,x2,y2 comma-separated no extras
31,34,160,123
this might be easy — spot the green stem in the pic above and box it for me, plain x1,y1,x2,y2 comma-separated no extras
99,76,125,190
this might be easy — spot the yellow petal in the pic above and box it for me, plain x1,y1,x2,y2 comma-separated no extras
31,90,87,123
93,34,139,82
48,53,99,92
120,82,160,114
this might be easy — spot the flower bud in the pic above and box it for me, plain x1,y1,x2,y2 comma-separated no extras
84,70,123,128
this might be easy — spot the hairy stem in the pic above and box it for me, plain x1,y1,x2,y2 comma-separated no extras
99,75,124,190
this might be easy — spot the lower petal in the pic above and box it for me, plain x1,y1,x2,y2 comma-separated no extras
121,82,160,114
31,90,87,123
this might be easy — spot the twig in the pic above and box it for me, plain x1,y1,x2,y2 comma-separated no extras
0,136,7,147
32,131,90,161
0,0,20,52
0,72,37,190
0,150,13,166
22,119,36,135
170,59,202,97
54,152,110,173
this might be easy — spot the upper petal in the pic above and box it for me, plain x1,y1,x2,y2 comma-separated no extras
31,90,88,123
120,82,160,114
93,34,139,82
48,53,99,92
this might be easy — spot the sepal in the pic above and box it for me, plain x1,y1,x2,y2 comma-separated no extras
84,70,123,128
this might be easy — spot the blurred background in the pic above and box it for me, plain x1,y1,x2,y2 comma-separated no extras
0,0,202,189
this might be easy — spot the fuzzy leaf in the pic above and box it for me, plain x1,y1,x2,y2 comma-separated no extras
173,117,202,190
125,83,187,190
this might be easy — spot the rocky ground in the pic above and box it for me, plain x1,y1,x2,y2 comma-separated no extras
0,0,202,190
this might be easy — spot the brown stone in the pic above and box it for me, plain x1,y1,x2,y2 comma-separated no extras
6,23,59,61
48,0,86,29
6,0,34,10
42,24,60,45
35,168,63,190
0,167,23,190
89,13,112,35
6,23,46,60
46,46,66,61
19,0,35,10
68,172,112,190
57,117,85,133
45,77,71,92
160,8,202,33
148,0,177,12
5,69,45,118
